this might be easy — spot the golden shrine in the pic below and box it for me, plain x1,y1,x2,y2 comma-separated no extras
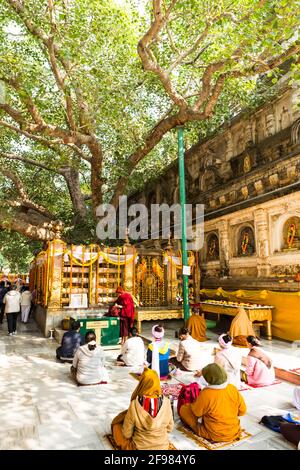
29,239,200,336
0,272,28,284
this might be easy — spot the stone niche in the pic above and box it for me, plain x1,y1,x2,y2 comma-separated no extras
282,216,300,251
205,232,220,261
236,226,256,257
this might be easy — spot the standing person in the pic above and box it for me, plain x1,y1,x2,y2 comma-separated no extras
29,286,37,318
3,285,21,336
0,281,8,325
179,363,247,442
115,286,135,345
186,307,207,342
116,327,145,368
146,325,170,379
245,336,275,386
214,333,241,389
20,287,32,324
56,320,84,361
71,331,109,385
111,368,174,450
169,327,206,372
229,307,255,347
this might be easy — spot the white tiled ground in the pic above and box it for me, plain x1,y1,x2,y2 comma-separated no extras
0,318,299,450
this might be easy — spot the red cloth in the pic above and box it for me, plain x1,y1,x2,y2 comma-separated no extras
116,292,135,327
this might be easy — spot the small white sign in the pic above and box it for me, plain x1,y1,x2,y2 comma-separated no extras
69,293,88,308
182,265,191,276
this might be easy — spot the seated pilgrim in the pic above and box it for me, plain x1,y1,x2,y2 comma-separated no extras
229,307,255,347
169,327,206,372
245,336,275,387
179,363,246,443
56,320,83,361
116,327,145,368
146,325,170,379
280,422,300,450
293,386,300,411
214,333,241,389
186,306,207,342
111,368,174,450
71,331,109,385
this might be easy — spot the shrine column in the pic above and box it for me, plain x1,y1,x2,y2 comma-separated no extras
218,220,230,270
124,246,136,294
166,255,178,305
254,208,271,277
47,239,65,310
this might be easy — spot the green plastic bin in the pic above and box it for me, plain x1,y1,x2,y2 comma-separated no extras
79,317,120,346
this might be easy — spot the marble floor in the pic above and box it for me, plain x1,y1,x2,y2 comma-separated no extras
0,318,299,450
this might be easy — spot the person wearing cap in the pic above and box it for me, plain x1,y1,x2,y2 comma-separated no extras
186,306,207,342
146,325,170,379
179,363,246,442
214,333,241,389
71,331,109,385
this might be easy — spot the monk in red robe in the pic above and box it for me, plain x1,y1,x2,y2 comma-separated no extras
115,286,135,345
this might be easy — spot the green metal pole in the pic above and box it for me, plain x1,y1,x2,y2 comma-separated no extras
177,127,190,322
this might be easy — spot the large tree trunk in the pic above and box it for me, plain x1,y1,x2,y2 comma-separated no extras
61,167,88,221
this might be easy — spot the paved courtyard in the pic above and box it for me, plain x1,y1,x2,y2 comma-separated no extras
0,319,299,450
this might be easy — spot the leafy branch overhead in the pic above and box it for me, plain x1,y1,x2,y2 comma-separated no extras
0,0,299,242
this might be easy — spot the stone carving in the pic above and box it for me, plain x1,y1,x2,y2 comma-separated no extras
254,180,264,194
266,112,276,136
282,217,300,251
279,106,290,130
206,233,220,261
271,265,300,277
269,174,279,187
237,226,256,256
291,119,300,145
241,186,249,199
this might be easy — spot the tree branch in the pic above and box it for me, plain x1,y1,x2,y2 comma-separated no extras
0,209,59,241
1,168,56,220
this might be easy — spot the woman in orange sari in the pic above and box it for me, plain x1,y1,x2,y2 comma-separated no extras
111,368,174,450
229,307,255,347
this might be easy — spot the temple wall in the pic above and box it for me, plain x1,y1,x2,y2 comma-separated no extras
129,83,300,291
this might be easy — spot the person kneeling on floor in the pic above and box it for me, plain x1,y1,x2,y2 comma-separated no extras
71,331,109,385
179,363,246,442
116,327,145,368
56,320,83,362
111,368,174,450
245,336,275,387
169,327,206,372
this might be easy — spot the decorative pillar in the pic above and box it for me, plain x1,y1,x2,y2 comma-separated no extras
47,239,65,309
124,245,136,294
193,251,201,302
218,220,230,263
217,220,231,277
254,209,271,277
166,250,178,305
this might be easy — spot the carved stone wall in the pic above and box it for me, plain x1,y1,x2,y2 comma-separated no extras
129,84,300,287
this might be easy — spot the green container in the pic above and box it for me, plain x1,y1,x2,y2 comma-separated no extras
79,317,120,346
205,320,217,329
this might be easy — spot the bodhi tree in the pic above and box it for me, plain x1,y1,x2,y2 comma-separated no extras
0,0,299,242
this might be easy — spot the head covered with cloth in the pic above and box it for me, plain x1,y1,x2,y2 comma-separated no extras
111,366,174,450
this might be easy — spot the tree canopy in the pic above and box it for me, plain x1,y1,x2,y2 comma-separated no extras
0,0,299,251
